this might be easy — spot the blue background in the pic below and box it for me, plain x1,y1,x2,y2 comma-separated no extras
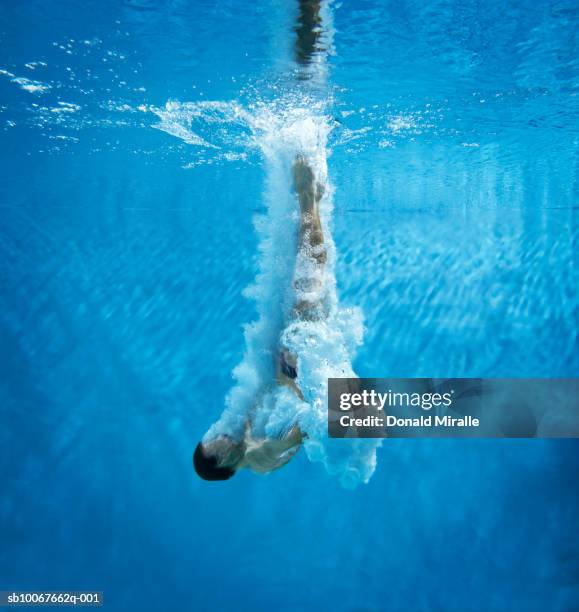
0,0,578,610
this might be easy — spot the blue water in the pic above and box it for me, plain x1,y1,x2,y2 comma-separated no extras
1,0,578,609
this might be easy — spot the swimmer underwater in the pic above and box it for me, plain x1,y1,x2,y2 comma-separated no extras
194,0,335,481
194,155,326,481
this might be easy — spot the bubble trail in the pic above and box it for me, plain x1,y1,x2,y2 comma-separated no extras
201,0,382,487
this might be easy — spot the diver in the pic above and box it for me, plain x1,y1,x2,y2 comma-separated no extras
194,0,328,481
193,155,327,480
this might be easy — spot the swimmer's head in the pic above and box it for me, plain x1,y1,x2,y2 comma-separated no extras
193,436,244,482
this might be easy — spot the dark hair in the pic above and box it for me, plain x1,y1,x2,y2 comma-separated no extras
193,442,236,481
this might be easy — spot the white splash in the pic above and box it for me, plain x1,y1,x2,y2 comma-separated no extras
50,102,81,113
0,69,51,94
150,100,251,149
152,97,380,487
11,76,51,94
387,114,416,133
24,61,48,70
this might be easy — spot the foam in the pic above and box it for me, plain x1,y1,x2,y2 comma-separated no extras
158,98,382,487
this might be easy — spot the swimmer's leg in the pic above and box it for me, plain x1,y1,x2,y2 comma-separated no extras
272,155,328,401
292,155,327,321
293,155,326,265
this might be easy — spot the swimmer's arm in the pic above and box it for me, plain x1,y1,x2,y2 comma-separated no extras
239,422,303,473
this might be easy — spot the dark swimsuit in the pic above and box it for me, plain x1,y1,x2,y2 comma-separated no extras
280,352,297,379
